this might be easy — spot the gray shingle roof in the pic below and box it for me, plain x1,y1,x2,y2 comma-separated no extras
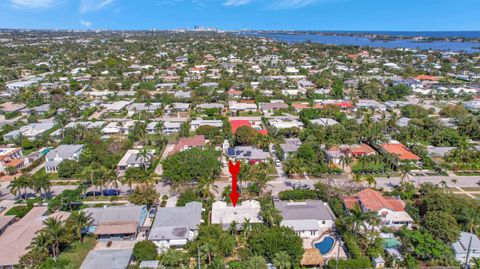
80,249,132,269
149,202,202,241
274,200,336,221
82,205,146,226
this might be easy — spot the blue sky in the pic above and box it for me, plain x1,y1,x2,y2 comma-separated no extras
0,0,479,31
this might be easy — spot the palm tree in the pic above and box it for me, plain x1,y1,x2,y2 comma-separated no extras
399,163,411,183
439,180,448,188
8,176,32,202
339,155,353,172
137,148,152,172
42,217,72,261
197,178,218,199
346,204,368,236
458,207,480,234
32,176,52,200
68,211,93,244
200,242,218,265
353,173,364,185
364,175,377,188
242,218,252,238
273,251,291,269
30,231,51,253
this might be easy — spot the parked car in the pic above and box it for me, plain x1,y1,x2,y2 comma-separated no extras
275,160,281,167
83,191,102,198
102,189,120,196
148,207,157,218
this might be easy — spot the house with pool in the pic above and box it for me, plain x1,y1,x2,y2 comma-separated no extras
342,188,414,229
274,200,336,238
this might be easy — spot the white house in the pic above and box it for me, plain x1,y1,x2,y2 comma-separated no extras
274,200,336,238
451,232,480,265
211,200,262,230
343,188,413,229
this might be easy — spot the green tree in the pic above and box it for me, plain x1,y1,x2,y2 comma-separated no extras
273,251,292,269
423,211,460,244
128,186,160,206
133,240,158,261
67,211,93,244
248,226,303,265
42,217,73,261
235,125,258,145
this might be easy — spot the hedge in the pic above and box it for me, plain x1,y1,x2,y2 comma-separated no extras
278,189,318,201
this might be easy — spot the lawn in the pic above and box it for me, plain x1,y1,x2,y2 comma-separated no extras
454,171,480,176
5,205,32,218
40,236,96,269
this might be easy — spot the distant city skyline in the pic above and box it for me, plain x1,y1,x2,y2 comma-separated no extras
0,0,479,31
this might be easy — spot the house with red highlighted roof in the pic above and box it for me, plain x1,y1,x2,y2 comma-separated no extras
379,140,421,162
343,188,413,229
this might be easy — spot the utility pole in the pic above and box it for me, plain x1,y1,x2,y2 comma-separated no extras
464,235,473,269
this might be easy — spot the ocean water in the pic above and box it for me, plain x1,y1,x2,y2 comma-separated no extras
245,32,480,53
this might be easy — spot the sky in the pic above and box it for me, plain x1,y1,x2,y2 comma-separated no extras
0,0,479,31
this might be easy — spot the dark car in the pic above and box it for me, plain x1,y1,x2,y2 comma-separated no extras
102,189,120,196
83,191,102,198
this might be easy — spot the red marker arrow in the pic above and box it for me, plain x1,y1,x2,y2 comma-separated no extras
228,160,240,207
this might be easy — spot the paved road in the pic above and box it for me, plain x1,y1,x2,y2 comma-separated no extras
154,144,175,175
375,174,480,189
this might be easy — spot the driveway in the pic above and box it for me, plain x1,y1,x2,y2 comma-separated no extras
154,144,175,176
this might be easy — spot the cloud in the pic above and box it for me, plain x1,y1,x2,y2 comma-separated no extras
79,0,115,13
269,0,320,9
223,0,250,7
10,0,55,9
79,20,92,27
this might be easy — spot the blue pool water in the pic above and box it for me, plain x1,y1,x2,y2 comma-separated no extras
314,236,335,255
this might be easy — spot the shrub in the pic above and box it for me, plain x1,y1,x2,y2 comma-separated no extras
133,240,158,261
278,189,318,201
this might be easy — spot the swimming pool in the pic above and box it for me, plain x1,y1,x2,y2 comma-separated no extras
314,236,335,255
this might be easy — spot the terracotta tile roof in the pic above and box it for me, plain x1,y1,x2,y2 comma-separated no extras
380,143,421,161
343,188,406,212
171,135,206,154
415,75,439,81
350,144,376,156
5,158,24,167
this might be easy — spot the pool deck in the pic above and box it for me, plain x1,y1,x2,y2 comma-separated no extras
305,234,347,261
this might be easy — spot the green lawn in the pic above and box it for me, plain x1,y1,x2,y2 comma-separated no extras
40,236,96,269
5,205,32,218
454,172,480,176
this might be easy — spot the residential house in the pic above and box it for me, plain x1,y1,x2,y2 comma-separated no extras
0,207,70,268
0,102,26,114
326,144,377,164
211,200,262,230
260,102,289,113
0,216,16,235
310,118,339,127
162,121,182,135
45,144,84,173
227,146,270,163
228,101,257,114
80,249,133,269
279,138,302,160
0,148,24,173
82,205,147,240
379,140,421,162
148,202,203,251
189,119,223,132
170,135,206,155
19,104,50,116
116,149,155,173
343,188,413,229
126,103,162,116
3,122,55,141
451,232,480,265
274,200,336,238
102,120,136,136
268,118,304,130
